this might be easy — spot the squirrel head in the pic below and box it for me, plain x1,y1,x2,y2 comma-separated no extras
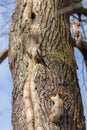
71,21,81,26
57,92,63,98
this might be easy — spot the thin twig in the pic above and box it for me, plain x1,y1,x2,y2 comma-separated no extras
0,46,8,63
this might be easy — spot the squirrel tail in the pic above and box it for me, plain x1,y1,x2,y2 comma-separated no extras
76,32,83,45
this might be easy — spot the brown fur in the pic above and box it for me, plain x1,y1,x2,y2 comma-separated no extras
71,21,83,45
49,92,64,123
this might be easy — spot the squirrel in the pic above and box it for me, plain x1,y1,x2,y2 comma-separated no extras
49,92,64,123
71,21,87,65
27,44,42,62
26,36,42,63
71,21,83,45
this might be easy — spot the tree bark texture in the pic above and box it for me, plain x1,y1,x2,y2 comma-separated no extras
8,0,85,130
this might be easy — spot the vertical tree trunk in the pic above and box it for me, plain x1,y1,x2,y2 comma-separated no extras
9,0,85,130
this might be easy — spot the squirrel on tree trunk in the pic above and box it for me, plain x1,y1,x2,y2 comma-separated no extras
49,92,64,124
71,21,87,65
71,21,83,45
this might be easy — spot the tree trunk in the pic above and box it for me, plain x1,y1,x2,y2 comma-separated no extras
8,0,85,130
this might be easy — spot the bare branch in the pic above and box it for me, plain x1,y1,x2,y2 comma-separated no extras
0,46,8,63
72,7,87,16
72,14,87,22
59,2,82,14
58,1,87,17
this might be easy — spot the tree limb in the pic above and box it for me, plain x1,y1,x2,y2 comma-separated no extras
0,46,8,63
59,2,87,17
71,6,87,16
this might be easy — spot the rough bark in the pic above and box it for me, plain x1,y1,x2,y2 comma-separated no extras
8,0,85,130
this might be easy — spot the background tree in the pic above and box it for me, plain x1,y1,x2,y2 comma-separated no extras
0,0,87,130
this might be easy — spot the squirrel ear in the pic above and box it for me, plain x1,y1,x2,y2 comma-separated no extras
57,92,63,98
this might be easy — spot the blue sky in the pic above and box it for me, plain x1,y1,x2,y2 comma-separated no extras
74,48,87,129
0,8,13,129
0,1,14,130
0,59,13,130
0,0,87,130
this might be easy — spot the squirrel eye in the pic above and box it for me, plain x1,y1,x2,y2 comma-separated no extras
52,101,55,105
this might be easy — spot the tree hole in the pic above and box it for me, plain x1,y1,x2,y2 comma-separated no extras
31,12,36,20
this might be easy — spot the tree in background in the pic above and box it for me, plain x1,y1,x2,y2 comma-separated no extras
0,0,87,130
